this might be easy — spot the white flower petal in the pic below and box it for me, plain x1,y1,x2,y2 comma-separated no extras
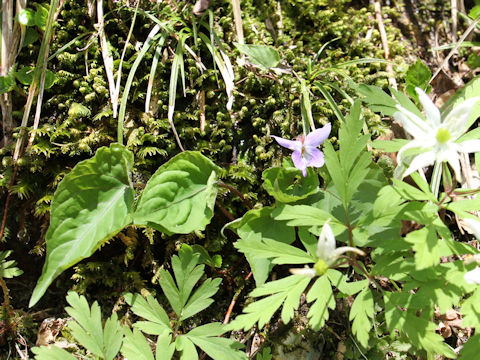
416,87,441,127
457,139,480,154
443,97,480,139
397,139,430,165
442,149,462,182
289,267,317,278
464,267,480,284
463,218,480,240
394,106,431,136
317,222,336,261
402,150,436,178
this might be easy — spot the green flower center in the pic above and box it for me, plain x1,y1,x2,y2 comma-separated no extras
435,128,451,144
313,259,329,276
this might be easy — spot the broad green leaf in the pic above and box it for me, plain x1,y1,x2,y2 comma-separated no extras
349,288,374,347
133,151,219,234
184,331,246,360
405,59,431,101
323,141,346,205
441,76,480,128
231,207,295,286
32,346,77,360
233,43,281,70
64,292,122,360
306,275,335,330
30,144,134,306
0,251,23,278
0,75,15,94
262,167,319,203
16,67,56,88
121,327,154,360
124,293,171,335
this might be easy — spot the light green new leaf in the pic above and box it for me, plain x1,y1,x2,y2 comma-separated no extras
262,167,319,203
124,293,171,335
349,288,374,347
306,275,335,330
65,292,123,360
0,251,23,278
233,43,281,70
30,144,134,307
461,286,480,329
121,327,155,360
32,345,77,360
184,334,246,360
133,151,219,234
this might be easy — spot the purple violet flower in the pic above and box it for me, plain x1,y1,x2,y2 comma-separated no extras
271,123,331,177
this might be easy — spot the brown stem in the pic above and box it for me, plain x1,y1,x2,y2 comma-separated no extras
218,182,253,209
215,200,235,221
223,271,252,324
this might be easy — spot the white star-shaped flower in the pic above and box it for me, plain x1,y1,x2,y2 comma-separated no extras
394,88,480,181
290,221,365,278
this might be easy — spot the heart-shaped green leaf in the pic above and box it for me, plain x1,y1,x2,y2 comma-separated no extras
234,43,281,70
262,167,319,203
133,151,220,234
29,144,134,307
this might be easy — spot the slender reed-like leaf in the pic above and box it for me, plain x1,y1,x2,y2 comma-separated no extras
145,42,164,114
314,81,345,123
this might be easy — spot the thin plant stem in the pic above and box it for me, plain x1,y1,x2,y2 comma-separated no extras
217,182,253,209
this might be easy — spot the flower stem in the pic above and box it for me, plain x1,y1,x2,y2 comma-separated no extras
430,161,442,199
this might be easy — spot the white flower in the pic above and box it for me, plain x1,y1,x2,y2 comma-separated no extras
394,88,480,181
465,267,480,284
290,221,365,277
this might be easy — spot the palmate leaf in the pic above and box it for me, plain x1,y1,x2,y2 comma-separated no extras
227,275,311,331
29,144,134,307
64,292,123,360
133,151,220,235
306,274,335,330
121,327,154,360
158,245,221,320
124,293,171,335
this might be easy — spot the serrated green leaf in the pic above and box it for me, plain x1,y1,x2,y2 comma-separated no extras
306,275,335,330
32,345,77,360
405,226,439,270
181,278,221,320
405,59,431,101
121,327,154,360
228,275,310,331
262,167,319,203
64,292,122,360
349,288,374,347
184,333,246,360
233,43,280,70
0,251,23,278
30,144,134,307
355,84,398,116
124,293,171,335
133,151,219,234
